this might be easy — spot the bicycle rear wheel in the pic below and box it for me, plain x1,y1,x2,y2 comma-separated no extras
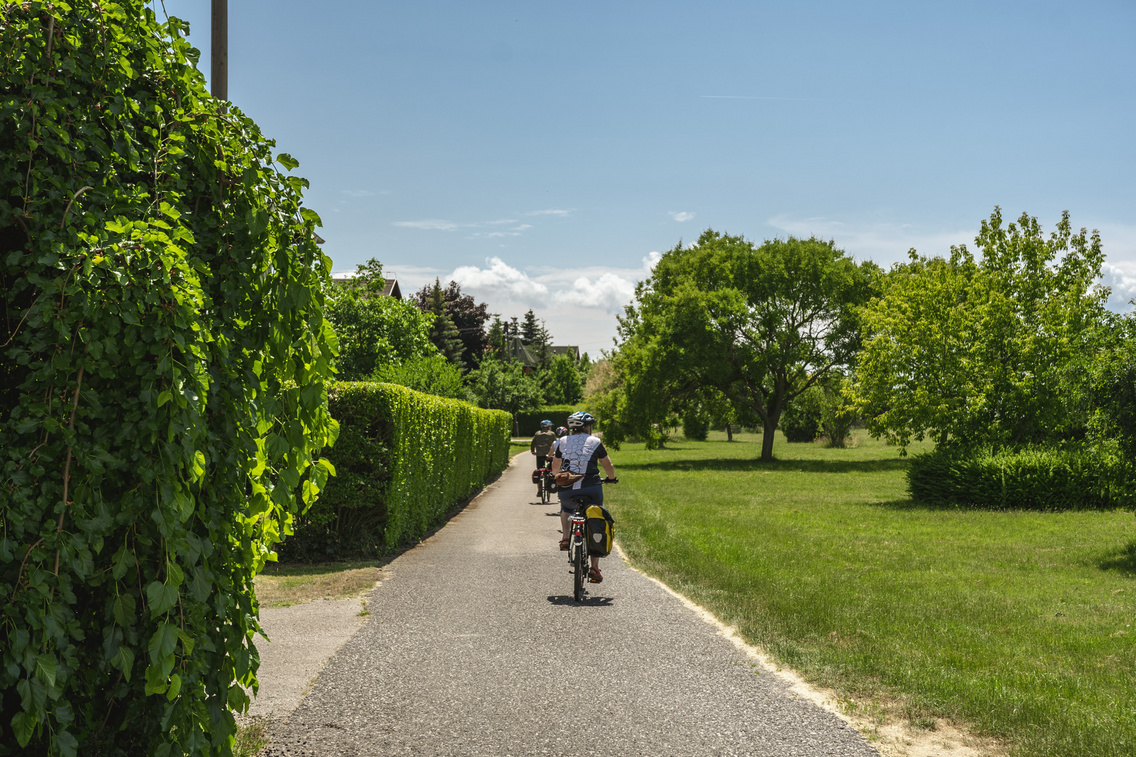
541,478,549,504
572,539,586,601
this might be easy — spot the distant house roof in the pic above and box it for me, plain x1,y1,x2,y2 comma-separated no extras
329,274,402,299
549,345,580,361
381,278,402,299
506,338,579,369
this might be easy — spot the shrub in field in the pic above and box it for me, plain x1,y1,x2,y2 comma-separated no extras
780,386,822,442
907,446,1132,510
284,383,512,559
1,3,336,755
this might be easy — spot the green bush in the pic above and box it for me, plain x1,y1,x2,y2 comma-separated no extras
681,406,710,441
780,386,822,443
907,445,1134,510
515,405,577,436
281,383,512,559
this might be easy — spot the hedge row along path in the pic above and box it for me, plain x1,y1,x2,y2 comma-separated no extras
259,455,879,756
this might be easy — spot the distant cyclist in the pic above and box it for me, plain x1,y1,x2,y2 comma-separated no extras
530,420,556,497
551,411,616,583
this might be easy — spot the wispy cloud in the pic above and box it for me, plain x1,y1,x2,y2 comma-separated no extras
527,209,573,217
766,214,974,265
392,219,462,231
669,211,695,222
341,189,380,198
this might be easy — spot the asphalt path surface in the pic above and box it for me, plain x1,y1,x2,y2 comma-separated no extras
264,454,880,756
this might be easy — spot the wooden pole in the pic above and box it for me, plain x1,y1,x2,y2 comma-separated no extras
211,0,227,102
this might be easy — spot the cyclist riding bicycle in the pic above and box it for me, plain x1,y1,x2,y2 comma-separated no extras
551,411,616,583
530,419,556,497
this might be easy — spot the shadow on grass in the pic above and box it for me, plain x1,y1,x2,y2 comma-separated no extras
617,456,910,475
1097,541,1136,577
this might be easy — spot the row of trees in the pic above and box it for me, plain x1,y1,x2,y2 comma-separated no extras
592,209,1136,471
324,260,590,421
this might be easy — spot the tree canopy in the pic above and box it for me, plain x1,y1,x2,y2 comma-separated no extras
324,260,436,381
852,208,1109,450
608,230,878,460
412,279,489,370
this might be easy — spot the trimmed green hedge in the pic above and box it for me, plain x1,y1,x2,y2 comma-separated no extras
280,382,512,560
907,445,1134,510
515,405,579,437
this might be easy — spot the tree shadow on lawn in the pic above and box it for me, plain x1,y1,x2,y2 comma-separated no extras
617,456,910,475
1096,541,1136,577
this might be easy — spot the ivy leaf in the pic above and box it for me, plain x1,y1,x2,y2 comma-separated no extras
11,711,36,748
145,581,178,617
36,654,57,689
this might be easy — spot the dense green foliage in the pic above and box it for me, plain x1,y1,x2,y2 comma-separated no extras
0,3,336,755
372,353,465,399
907,446,1131,510
540,353,585,404
280,383,511,559
609,230,878,460
411,279,490,371
514,404,577,437
465,356,542,431
324,260,436,381
611,431,1136,757
853,208,1108,450
374,384,511,549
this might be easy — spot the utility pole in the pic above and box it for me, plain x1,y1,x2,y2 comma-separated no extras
211,0,227,102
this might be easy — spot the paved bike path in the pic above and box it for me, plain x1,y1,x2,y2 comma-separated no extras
264,455,879,756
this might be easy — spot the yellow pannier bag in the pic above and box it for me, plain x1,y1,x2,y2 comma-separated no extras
584,504,615,557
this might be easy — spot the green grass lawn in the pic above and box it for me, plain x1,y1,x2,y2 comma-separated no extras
607,429,1136,757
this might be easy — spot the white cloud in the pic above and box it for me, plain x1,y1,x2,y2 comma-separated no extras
341,189,379,198
392,219,461,231
527,209,573,217
553,272,637,311
767,214,975,265
1101,262,1136,312
669,211,695,222
452,257,549,301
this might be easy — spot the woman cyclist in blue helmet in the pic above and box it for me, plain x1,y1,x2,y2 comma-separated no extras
551,411,617,582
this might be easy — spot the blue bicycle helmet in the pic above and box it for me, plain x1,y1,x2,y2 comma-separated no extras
540,419,552,428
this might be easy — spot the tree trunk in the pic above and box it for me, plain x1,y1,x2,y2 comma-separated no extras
760,425,776,460
725,424,733,442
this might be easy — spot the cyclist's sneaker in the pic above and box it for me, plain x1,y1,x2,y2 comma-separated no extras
559,537,569,551
588,566,602,583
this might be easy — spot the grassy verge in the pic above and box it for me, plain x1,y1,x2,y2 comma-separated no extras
255,561,381,609
607,429,1136,757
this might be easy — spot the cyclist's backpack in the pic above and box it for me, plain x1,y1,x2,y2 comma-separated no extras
584,505,615,557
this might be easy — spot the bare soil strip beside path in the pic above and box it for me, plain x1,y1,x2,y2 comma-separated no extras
261,455,880,756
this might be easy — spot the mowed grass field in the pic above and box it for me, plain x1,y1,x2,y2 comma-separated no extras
605,429,1136,757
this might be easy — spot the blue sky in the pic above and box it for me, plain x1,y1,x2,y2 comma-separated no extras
159,0,1136,356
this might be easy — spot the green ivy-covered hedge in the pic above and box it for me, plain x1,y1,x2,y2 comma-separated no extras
907,445,1133,510
515,405,578,437
281,383,511,559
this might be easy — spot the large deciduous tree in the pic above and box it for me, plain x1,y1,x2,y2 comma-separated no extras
611,230,877,460
852,208,1109,451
